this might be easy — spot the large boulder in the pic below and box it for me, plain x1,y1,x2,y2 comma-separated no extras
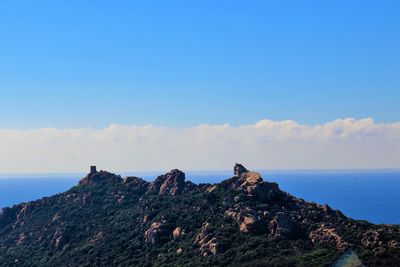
232,165,282,203
147,169,186,196
144,221,169,245
173,227,183,240
247,181,281,203
242,172,263,185
225,206,267,233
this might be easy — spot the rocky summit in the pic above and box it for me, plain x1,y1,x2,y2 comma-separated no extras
0,164,399,267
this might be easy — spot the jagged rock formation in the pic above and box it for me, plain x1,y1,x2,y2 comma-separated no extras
147,169,186,195
234,163,249,176
0,164,399,266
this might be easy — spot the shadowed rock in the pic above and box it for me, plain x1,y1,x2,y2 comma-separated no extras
269,212,297,238
234,163,249,176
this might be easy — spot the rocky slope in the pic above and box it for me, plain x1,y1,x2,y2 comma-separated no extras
0,164,399,266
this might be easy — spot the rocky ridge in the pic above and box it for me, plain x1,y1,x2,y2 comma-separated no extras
0,164,399,266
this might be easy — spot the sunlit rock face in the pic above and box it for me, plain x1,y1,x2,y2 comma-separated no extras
147,169,187,196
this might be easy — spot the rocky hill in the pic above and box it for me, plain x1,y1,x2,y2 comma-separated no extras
0,164,399,266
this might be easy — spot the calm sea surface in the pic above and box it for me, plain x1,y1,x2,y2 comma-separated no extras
1,170,399,225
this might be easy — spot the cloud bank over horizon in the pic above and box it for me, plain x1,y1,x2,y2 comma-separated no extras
0,118,399,173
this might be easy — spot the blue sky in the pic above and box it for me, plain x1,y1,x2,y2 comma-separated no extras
0,1,399,129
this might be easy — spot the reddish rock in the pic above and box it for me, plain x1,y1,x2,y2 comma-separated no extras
173,227,182,240
242,172,263,185
144,221,168,245
194,222,220,256
147,169,186,196
194,222,210,246
309,226,350,252
225,207,266,233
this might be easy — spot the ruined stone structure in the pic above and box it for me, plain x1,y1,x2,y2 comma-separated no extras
90,166,97,174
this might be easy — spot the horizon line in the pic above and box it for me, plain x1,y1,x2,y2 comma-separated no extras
1,167,400,177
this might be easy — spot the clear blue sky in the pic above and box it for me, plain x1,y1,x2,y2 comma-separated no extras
1,0,399,129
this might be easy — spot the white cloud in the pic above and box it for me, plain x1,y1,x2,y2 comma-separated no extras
0,118,399,173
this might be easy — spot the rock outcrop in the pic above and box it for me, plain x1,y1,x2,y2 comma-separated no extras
144,221,168,245
227,169,282,203
173,226,183,240
51,229,65,248
225,206,267,233
309,226,350,252
360,228,400,250
234,163,249,176
147,169,186,195
269,212,297,238
361,229,384,249
79,171,122,185
194,222,220,256
123,176,149,188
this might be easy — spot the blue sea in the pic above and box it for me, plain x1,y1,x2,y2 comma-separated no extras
1,170,399,225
